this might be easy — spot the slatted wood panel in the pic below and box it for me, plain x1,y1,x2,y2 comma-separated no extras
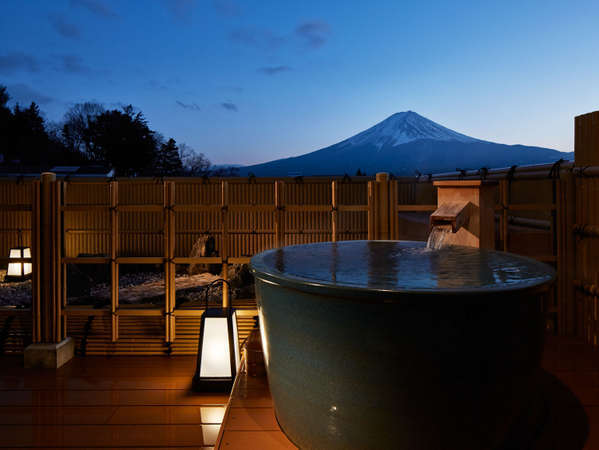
0,310,31,354
574,175,599,345
0,182,34,263
65,300,256,356
0,170,593,354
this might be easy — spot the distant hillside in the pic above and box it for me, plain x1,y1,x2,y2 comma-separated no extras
240,111,573,176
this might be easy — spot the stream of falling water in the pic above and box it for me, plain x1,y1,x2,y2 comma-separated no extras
426,225,453,250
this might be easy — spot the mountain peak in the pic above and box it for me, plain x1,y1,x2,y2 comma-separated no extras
344,111,480,149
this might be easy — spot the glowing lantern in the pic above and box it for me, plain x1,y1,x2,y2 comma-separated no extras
7,246,32,281
193,307,240,391
192,279,240,391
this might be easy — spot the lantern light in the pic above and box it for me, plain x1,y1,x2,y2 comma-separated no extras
6,230,32,282
193,279,240,392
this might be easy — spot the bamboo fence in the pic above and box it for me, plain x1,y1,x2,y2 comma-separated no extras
0,156,595,355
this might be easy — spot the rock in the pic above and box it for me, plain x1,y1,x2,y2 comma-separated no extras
228,264,254,288
227,264,255,299
188,235,219,275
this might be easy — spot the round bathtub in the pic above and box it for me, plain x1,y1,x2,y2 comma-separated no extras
250,240,555,450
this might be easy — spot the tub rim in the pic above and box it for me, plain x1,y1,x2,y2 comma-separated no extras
249,240,556,301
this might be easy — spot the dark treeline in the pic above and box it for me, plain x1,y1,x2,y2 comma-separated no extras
0,85,238,177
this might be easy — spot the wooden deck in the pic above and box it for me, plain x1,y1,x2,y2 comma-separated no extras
0,355,227,448
217,335,597,450
0,335,598,449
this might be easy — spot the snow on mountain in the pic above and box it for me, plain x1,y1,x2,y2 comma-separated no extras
343,111,481,149
240,111,573,176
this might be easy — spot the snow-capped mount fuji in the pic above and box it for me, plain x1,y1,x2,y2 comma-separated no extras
240,112,572,176
343,111,480,148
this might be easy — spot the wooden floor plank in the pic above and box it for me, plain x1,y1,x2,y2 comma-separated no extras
0,424,220,447
0,355,227,449
0,390,225,407
2,335,598,449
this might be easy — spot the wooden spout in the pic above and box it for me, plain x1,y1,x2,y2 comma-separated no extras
430,201,471,233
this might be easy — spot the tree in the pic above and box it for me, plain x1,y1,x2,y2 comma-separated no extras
209,166,239,177
0,86,11,160
155,138,183,176
10,102,49,165
0,86,8,110
83,106,158,176
61,102,105,154
179,143,211,175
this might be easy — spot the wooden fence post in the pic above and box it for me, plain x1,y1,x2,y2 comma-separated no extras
275,181,285,247
110,181,119,342
389,179,398,240
331,181,338,242
500,179,510,252
164,181,176,342
53,179,63,343
374,172,391,240
221,180,229,308
557,171,577,336
32,180,41,343
24,172,74,368
367,181,374,240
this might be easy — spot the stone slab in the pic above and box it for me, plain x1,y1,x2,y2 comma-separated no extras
24,337,75,369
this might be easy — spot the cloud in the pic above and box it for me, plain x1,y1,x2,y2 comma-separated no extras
6,84,54,105
0,52,39,74
213,0,241,16
258,65,292,75
176,101,201,111
163,0,197,21
70,0,117,18
218,85,244,94
229,28,285,49
48,13,81,39
295,21,330,48
221,102,238,112
148,80,168,90
56,54,92,74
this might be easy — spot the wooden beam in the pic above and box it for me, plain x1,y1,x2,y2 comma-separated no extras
331,180,338,242
40,173,55,343
110,180,119,342
501,180,509,252
275,181,285,248
165,181,176,343
389,179,398,240
396,205,437,212
367,181,374,240
221,180,229,308
32,180,41,343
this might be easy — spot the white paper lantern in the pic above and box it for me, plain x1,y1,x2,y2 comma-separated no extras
6,247,32,280
193,307,240,391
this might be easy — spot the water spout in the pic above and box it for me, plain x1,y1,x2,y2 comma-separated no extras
430,201,471,233
426,225,452,249
427,201,472,249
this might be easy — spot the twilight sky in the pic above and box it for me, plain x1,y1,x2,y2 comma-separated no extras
1,0,598,165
